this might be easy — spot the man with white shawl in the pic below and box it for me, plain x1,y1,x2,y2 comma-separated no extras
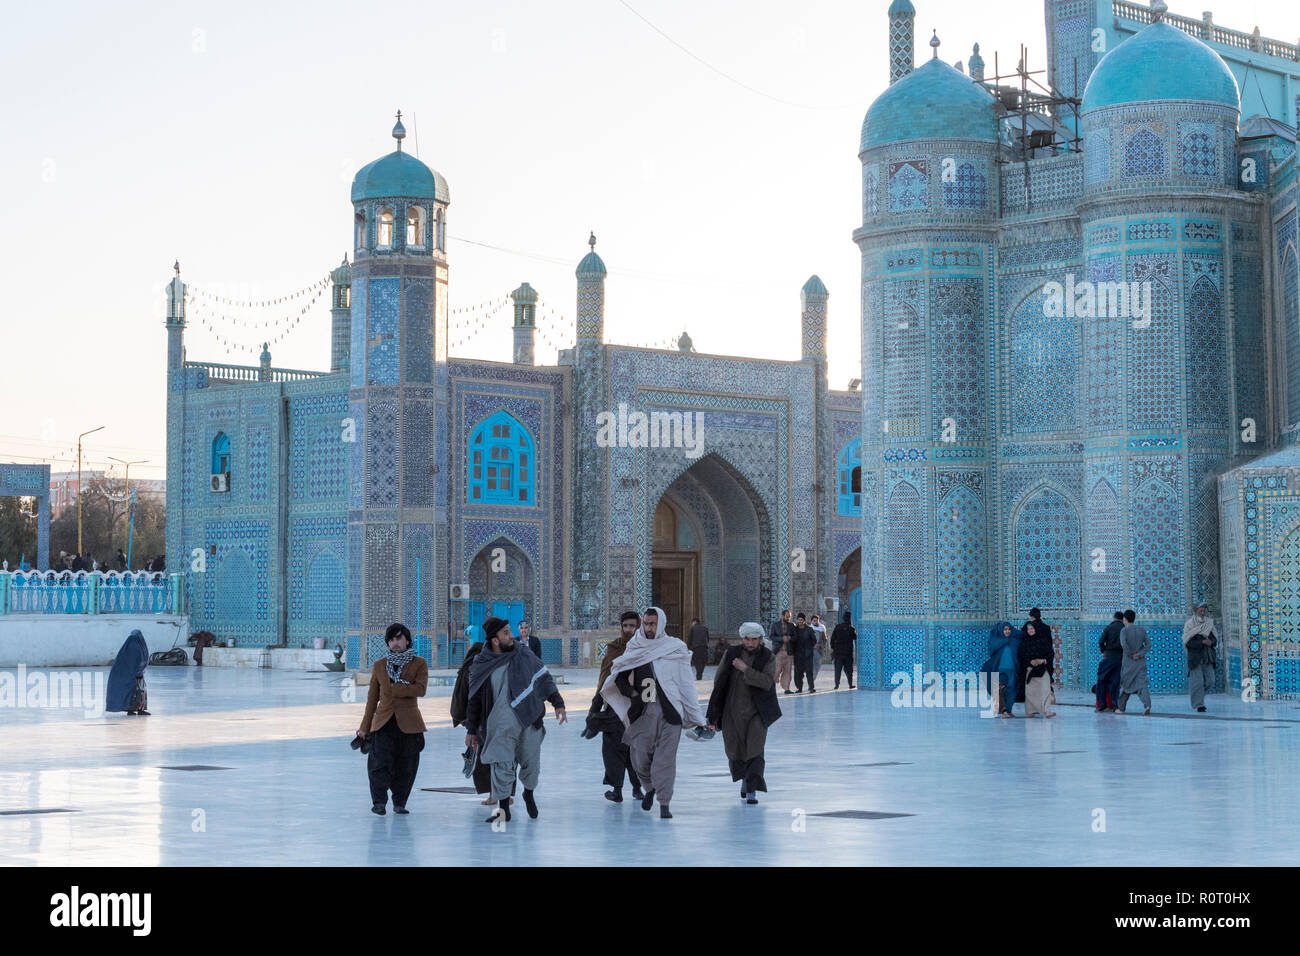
600,606,710,819
1182,601,1218,713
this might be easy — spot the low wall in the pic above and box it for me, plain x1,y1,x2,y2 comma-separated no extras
202,647,340,670
0,615,189,667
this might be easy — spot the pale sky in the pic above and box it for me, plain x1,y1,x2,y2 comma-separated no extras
1,0,1294,481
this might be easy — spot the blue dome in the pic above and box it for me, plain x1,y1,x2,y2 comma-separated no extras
351,150,450,204
1082,20,1238,113
860,58,996,152
802,274,828,295
888,0,915,14
576,250,606,278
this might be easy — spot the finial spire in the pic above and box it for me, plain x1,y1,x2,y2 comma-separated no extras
173,260,181,276
588,231,597,251
1151,0,1168,22
930,30,940,59
393,109,406,151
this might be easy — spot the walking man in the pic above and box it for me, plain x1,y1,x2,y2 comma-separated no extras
464,617,567,822
830,611,857,689
1094,611,1124,712
707,622,781,804
687,617,710,680
600,606,710,819
1183,602,1218,713
583,610,644,803
1117,609,1152,716
770,609,794,694
790,613,817,693
518,620,542,659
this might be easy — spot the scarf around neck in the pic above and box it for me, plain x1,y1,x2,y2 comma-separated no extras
386,645,417,684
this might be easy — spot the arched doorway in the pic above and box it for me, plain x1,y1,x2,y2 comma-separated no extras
649,454,769,638
467,538,534,635
837,547,861,625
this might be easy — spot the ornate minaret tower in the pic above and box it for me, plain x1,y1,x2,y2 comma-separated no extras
511,282,538,366
346,112,451,667
330,255,352,372
164,260,187,577
801,275,834,615
888,0,916,84
571,233,608,629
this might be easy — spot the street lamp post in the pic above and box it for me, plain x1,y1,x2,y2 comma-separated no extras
108,456,148,567
76,426,105,556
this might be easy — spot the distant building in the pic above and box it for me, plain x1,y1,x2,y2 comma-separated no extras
49,470,165,518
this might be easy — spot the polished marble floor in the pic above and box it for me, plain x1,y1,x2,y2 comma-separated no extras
2,665,1297,866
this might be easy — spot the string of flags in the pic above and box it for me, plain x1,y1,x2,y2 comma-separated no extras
186,273,332,318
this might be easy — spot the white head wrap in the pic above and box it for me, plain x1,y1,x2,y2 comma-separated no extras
738,622,765,639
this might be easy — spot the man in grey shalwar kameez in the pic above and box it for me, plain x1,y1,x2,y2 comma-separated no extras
465,617,567,822
1183,602,1218,713
706,622,781,804
600,606,711,819
1118,609,1152,715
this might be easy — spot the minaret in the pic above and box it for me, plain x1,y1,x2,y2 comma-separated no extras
346,112,450,668
330,255,351,372
165,260,186,372
801,276,833,617
888,0,916,84
163,260,187,586
968,43,985,82
511,282,538,366
571,233,608,629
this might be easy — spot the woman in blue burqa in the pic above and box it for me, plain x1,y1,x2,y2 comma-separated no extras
106,629,150,716
980,622,1020,718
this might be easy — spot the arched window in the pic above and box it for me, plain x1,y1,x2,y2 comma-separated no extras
837,437,862,516
468,411,535,505
354,210,366,250
377,206,394,247
406,205,426,247
212,432,231,474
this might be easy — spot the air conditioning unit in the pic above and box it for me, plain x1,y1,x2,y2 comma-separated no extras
449,583,470,601
210,473,230,493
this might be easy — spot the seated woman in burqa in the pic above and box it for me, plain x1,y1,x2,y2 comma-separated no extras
980,622,1020,718
106,629,151,716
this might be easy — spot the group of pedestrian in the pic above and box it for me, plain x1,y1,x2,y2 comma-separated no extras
49,549,130,574
768,609,857,693
982,607,1058,718
1093,603,1218,714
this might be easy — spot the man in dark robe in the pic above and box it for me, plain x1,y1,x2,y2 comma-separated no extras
465,618,567,822
707,622,781,803
1095,612,1125,712
789,613,817,693
769,609,794,694
829,611,857,689
687,618,710,680
583,610,644,803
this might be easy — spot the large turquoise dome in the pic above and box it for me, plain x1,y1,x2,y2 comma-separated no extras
860,58,997,152
1082,20,1238,113
350,150,450,203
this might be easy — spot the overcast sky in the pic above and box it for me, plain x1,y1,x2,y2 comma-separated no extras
1,0,1294,480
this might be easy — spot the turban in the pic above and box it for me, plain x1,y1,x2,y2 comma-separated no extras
738,622,765,639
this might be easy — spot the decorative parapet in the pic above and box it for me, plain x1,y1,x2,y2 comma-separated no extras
0,571,186,615
182,361,330,385
1113,1,1299,60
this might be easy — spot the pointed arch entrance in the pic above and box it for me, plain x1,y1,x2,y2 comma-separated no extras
648,454,771,638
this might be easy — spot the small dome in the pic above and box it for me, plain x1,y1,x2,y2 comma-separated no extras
802,274,828,296
888,0,915,14
351,150,450,203
677,331,694,352
330,255,350,285
511,282,538,304
860,58,997,152
577,251,605,277
1082,20,1238,113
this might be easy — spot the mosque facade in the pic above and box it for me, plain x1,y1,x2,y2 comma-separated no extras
165,1,1300,696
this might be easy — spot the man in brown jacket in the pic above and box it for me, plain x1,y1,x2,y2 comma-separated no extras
356,623,428,815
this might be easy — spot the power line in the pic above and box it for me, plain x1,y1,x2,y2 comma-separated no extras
615,0,857,112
